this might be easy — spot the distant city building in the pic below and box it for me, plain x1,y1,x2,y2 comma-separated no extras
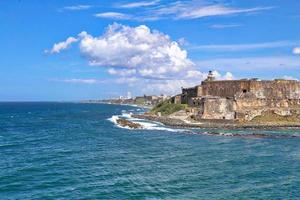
127,91,132,99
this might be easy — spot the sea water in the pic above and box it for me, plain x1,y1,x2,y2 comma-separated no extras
1,102,300,199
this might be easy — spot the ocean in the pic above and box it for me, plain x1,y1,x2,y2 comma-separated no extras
1,102,300,199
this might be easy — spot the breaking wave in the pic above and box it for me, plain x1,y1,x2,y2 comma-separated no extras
108,112,186,132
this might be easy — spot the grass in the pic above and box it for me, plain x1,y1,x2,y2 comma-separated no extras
150,100,187,116
135,98,146,105
250,111,300,124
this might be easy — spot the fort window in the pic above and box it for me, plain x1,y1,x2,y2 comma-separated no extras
242,89,247,93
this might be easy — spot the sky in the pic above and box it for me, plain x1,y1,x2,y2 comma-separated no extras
0,0,300,101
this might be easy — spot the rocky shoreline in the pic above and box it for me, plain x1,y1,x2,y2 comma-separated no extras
133,114,300,130
116,118,143,129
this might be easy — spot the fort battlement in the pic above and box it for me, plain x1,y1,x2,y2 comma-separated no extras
176,71,300,121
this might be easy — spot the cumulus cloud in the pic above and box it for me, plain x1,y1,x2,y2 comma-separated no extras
293,47,300,54
283,75,298,80
94,12,132,20
223,72,234,80
47,37,78,54
143,79,192,94
185,70,206,79
48,23,233,94
77,23,194,79
210,70,234,80
177,37,189,46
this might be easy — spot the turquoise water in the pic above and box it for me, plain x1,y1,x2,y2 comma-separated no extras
1,102,300,199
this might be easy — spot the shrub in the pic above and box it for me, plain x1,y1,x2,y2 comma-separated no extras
150,100,187,115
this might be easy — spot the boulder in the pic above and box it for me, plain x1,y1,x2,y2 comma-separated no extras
116,118,142,129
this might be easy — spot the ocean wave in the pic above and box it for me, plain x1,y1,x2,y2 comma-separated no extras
107,112,186,132
137,121,186,132
121,112,133,118
107,115,119,124
107,115,133,130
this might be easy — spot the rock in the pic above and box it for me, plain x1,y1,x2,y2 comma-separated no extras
116,118,142,129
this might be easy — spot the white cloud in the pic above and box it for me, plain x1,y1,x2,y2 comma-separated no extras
196,56,300,71
283,75,298,80
211,71,233,80
58,79,99,84
49,23,235,95
94,12,132,20
77,23,194,78
293,47,300,54
108,68,136,76
190,41,300,51
47,37,78,54
119,0,160,8
185,70,206,79
178,37,189,46
223,72,234,80
97,1,273,21
148,1,273,20
116,77,138,84
63,5,92,11
143,79,192,95
210,24,242,29
176,5,272,19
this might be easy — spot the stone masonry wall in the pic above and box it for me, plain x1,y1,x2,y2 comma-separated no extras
249,80,300,99
181,79,300,121
201,98,235,120
201,80,251,98
199,80,300,99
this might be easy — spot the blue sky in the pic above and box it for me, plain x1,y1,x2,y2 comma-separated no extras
0,0,300,101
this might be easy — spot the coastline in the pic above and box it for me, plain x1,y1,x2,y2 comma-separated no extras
133,114,300,130
82,103,300,130
80,101,153,109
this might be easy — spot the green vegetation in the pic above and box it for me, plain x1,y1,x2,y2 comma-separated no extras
251,111,300,125
150,100,187,115
134,98,146,105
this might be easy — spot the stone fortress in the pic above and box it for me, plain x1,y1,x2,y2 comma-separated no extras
173,71,300,122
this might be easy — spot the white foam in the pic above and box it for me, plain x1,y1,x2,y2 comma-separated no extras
107,115,133,129
121,112,132,118
219,132,234,137
108,112,185,132
107,115,119,124
137,121,186,132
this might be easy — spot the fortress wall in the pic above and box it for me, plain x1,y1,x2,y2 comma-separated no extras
181,78,300,121
201,80,251,98
235,98,267,110
181,86,202,104
197,86,203,96
200,80,300,99
202,98,235,120
249,80,300,99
